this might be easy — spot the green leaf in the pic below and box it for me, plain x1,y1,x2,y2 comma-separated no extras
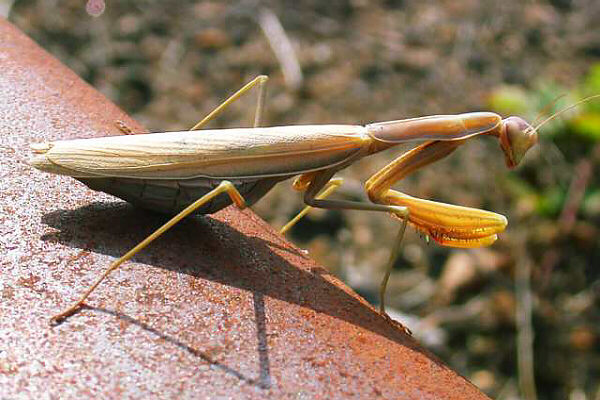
569,113,600,142
582,189,600,217
580,63,600,113
488,86,530,116
536,187,566,217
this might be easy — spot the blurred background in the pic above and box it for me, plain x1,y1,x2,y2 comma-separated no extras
5,0,599,398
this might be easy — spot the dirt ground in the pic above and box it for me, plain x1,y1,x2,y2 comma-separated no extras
8,0,600,398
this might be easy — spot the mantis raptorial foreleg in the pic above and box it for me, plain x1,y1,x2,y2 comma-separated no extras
289,138,510,314
189,75,269,130
50,180,248,324
365,139,508,247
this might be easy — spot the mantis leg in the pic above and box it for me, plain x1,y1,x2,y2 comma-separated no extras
50,181,247,325
365,140,508,248
113,76,268,134
280,160,401,235
300,170,410,315
189,75,269,130
280,177,343,234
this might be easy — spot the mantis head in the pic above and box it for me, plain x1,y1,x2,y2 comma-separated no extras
498,116,538,169
498,94,600,169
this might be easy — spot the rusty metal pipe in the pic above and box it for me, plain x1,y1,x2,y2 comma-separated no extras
0,18,488,399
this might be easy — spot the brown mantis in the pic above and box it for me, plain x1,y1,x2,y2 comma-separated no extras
31,75,544,325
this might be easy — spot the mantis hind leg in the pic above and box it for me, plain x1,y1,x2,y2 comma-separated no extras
114,76,269,135
50,181,247,325
189,75,269,130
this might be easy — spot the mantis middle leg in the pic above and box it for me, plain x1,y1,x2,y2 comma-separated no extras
297,168,410,315
280,177,343,234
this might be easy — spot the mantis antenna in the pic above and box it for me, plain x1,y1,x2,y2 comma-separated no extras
531,94,567,128
532,94,600,134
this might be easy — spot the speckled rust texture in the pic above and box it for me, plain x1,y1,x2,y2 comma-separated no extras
0,18,488,399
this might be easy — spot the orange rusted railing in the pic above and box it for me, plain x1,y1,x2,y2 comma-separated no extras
0,17,488,399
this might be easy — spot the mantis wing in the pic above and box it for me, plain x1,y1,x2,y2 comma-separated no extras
31,125,368,180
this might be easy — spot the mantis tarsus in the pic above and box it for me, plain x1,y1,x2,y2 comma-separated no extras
31,75,554,325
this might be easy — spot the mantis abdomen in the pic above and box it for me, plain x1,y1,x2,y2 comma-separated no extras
79,175,290,215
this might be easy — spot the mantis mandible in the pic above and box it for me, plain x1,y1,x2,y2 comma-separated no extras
31,75,542,325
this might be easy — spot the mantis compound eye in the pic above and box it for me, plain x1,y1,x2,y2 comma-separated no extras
499,116,538,168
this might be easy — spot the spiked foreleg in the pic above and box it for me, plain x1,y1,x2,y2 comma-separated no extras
365,140,507,247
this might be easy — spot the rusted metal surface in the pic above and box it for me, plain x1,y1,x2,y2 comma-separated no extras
0,18,489,399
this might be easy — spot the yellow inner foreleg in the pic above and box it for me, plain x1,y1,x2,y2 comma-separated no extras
366,140,507,248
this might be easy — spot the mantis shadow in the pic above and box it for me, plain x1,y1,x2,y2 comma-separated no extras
41,201,437,385
83,301,271,389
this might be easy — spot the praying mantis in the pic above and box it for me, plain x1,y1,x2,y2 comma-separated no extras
31,75,545,325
